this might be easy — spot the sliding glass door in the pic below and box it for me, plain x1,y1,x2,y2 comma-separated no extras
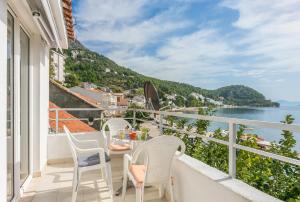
7,11,14,202
20,28,30,184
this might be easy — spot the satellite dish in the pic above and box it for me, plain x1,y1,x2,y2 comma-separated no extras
144,81,160,111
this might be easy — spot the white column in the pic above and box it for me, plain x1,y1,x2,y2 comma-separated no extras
0,1,8,201
31,34,42,176
32,36,50,176
39,43,49,170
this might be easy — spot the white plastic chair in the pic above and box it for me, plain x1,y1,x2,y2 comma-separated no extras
102,118,132,154
121,135,186,202
64,126,113,202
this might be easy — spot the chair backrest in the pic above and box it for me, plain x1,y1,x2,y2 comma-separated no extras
102,118,132,142
133,135,185,185
64,125,79,166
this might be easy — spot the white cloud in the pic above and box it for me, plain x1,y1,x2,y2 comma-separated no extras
74,0,147,26
108,29,236,86
221,0,300,75
75,0,191,48
74,0,300,100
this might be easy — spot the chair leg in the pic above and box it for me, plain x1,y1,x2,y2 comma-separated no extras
106,163,113,197
141,186,145,202
158,184,165,199
100,167,104,179
136,187,143,202
72,168,79,202
121,173,128,202
169,177,175,202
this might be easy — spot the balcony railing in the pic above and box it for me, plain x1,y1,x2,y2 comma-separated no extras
48,107,300,180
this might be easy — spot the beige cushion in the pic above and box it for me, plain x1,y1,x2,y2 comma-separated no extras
129,165,146,188
109,143,131,151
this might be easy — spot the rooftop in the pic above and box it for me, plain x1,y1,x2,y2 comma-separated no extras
49,102,96,133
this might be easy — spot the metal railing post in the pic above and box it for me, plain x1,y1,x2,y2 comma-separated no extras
55,109,59,133
229,122,237,178
159,113,164,135
133,109,136,128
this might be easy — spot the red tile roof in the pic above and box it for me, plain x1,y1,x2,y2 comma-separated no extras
62,0,75,40
49,101,96,133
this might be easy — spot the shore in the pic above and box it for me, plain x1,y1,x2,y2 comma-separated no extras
171,105,238,113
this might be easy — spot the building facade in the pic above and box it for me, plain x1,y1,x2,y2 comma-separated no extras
0,0,73,201
50,50,65,82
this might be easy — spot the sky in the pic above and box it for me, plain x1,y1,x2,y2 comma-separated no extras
72,0,300,101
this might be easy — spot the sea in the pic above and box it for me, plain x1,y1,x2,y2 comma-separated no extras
190,106,300,151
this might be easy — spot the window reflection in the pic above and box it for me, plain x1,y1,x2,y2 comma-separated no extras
7,11,14,201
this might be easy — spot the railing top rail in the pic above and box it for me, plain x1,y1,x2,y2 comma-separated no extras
49,107,127,112
48,107,300,166
130,108,300,133
48,107,300,133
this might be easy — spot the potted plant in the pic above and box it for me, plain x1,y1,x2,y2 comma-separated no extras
140,127,150,141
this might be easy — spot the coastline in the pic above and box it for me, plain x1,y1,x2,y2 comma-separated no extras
171,105,280,113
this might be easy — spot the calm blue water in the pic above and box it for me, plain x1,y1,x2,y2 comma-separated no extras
201,106,300,151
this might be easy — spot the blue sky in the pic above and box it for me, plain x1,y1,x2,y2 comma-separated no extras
73,0,300,101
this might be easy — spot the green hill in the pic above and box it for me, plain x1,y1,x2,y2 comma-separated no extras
62,40,279,107
215,85,279,107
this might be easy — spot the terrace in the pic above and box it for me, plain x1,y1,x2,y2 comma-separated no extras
21,107,300,202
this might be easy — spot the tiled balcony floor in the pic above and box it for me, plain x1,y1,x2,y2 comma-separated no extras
22,155,168,202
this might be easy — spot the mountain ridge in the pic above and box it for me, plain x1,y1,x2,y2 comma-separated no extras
62,40,279,107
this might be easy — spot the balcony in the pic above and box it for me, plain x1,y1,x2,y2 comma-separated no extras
21,107,299,202
22,155,167,202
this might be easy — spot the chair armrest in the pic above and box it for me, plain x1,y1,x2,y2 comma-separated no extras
123,154,132,173
101,133,109,154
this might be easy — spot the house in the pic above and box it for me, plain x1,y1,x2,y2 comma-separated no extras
71,49,79,59
0,0,74,201
69,86,118,108
131,95,146,107
165,93,177,101
50,50,65,82
80,82,98,89
113,93,128,106
190,92,205,101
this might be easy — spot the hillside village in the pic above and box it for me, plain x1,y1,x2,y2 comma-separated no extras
49,40,279,109
50,48,229,110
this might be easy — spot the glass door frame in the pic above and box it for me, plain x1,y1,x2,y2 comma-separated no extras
7,10,15,202
19,27,30,185
7,5,33,201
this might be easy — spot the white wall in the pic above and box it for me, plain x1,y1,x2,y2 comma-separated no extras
0,1,8,201
171,154,281,202
47,132,105,160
